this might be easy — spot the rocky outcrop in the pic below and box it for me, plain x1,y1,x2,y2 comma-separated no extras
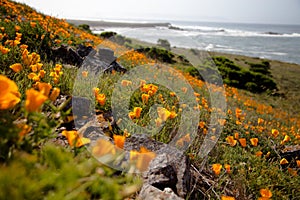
51,45,127,73
138,184,184,200
123,134,191,199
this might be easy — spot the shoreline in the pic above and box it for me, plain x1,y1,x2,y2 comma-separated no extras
123,37,300,114
67,19,170,28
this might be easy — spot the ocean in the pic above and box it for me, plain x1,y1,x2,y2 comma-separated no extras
92,20,300,65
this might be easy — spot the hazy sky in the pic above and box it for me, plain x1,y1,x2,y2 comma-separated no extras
15,0,300,24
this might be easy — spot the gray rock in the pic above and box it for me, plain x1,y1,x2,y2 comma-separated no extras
51,44,83,66
138,184,184,200
124,134,191,198
124,134,167,152
144,145,191,198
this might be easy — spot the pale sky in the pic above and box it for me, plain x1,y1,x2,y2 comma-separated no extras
15,0,300,24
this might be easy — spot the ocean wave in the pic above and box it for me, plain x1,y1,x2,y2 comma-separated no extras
169,24,300,38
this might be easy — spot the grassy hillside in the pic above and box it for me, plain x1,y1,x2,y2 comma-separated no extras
0,1,299,199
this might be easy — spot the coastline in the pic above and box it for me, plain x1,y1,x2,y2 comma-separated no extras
67,19,300,113
67,19,170,28
122,37,300,114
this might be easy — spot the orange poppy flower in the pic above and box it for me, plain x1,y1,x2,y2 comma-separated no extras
296,160,300,168
113,135,125,149
250,138,259,147
38,82,52,96
260,189,272,198
92,139,116,157
10,63,22,73
226,136,237,147
280,135,291,145
221,196,235,200
238,138,247,147
257,118,264,125
157,107,171,121
224,164,231,174
62,130,90,147
96,93,106,106
49,87,60,101
280,158,289,165
18,124,32,138
0,75,21,110
130,147,156,171
212,163,222,175
141,93,150,104
81,71,88,77
25,89,48,112
234,132,239,139
271,129,279,138
133,107,142,118
121,79,132,86
256,151,263,157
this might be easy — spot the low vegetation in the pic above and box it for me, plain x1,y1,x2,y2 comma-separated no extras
0,0,299,199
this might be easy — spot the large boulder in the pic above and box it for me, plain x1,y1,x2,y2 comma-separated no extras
124,134,191,199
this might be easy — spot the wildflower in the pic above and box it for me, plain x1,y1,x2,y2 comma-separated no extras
170,92,176,97
141,93,150,104
157,107,171,121
121,80,132,86
30,22,36,28
38,70,46,78
260,189,272,198
133,107,142,118
0,75,21,110
38,82,52,96
10,63,22,73
297,160,300,168
130,147,156,171
92,139,116,157
235,108,242,118
93,87,100,96
25,89,48,112
28,72,40,82
49,88,60,101
176,133,191,147
155,118,163,127
199,121,206,129
113,135,125,149
128,107,143,119
271,129,279,138
280,158,289,165
234,132,239,139
15,25,21,32
224,164,231,173
221,196,235,200
256,151,263,157
96,94,106,106
212,163,222,175
169,111,177,119
20,44,28,50
239,138,247,147
0,45,10,54
123,129,131,137
18,124,32,138
226,136,237,146
288,168,297,176
250,138,259,147
81,70,88,77
257,118,264,125
62,130,90,147
141,84,158,96
280,135,291,145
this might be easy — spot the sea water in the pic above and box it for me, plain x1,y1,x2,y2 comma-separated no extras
92,20,300,65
